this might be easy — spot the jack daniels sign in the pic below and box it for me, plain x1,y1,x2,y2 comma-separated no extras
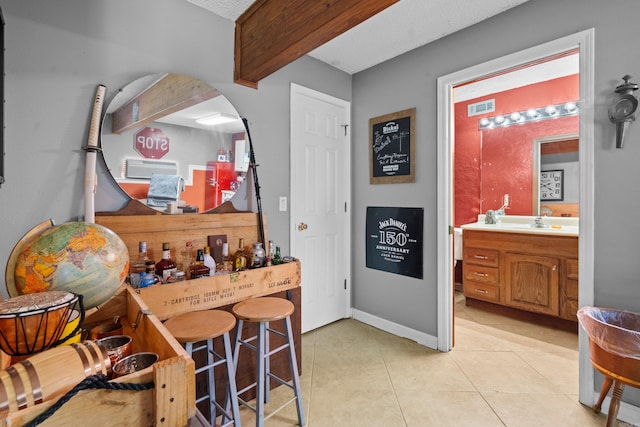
366,206,423,279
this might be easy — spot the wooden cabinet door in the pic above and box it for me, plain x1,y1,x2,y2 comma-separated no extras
503,252,559,316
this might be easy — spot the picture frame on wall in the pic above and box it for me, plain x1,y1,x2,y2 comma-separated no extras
369,108,416,184
540,169,564,201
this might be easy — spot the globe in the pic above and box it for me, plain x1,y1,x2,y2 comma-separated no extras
11,222,130,309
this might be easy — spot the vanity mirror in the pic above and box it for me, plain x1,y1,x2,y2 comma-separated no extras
100,73,248,213
454,50,580,224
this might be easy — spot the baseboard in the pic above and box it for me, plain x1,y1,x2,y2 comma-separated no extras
351,308,438,350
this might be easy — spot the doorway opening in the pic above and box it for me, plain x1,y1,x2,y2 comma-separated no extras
437,29,595,405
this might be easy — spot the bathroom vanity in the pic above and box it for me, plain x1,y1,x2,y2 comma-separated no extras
461,216,578,325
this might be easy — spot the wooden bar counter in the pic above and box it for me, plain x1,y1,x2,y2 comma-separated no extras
95,204,302,423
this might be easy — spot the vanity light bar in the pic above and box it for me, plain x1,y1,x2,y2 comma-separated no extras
478,101,579,130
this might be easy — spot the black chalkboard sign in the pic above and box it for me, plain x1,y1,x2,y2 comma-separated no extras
369,108,415,184
366,206,423,279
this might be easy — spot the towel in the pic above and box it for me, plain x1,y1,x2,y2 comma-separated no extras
147,174,183,207
454,227,463,261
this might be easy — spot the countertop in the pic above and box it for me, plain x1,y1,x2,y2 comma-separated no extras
460,215,579,237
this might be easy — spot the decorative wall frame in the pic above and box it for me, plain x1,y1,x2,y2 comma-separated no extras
369,108,415,184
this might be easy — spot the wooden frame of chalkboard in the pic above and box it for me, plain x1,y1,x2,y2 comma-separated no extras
369,108,415,184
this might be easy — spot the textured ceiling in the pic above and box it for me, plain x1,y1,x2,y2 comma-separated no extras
188,0,530,74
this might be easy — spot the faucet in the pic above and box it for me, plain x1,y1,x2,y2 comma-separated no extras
532,216,549,228
485,195,510,224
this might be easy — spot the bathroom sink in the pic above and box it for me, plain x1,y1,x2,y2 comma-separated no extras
460,215,579,236
460,221,579,236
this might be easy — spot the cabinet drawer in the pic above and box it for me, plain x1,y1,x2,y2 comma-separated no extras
463,265,498,285
464,281,500,302
464,247,499,267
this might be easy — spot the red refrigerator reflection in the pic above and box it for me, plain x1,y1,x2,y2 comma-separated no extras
205,161,237,210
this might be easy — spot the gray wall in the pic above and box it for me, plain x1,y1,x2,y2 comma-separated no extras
352,0,640,338
0,0,351,297
351,0,640,408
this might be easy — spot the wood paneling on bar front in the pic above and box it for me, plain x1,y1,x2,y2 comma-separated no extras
234,0,399,88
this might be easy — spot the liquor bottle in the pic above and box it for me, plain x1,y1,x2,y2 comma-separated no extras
233,238,248,271
129,241,150,288
272,246,283,265
183,242,194,279
139,260,161,288
156,242,177,283
167,270,187,284
265,240,274,266
203,246,216,276
190,249,211,279
250,242,266,268
217,242,232,273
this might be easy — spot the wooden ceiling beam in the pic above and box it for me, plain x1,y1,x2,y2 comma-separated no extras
111,73,220,134
234,0,399,88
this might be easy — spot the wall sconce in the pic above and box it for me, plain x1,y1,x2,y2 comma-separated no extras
608,75,639,149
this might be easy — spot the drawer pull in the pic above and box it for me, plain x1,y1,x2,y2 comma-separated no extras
473,272,488,277
474,255,489,260
474,288,488,294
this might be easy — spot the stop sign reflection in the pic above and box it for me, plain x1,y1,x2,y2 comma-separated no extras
134,127,170,159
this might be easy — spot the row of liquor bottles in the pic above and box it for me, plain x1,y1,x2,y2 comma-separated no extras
129,238,283,288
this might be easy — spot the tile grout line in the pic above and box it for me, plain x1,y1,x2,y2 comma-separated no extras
374,330,411,427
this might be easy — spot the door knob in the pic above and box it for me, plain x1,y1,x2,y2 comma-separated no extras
298,222,308,231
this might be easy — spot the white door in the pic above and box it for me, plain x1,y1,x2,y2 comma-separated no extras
290,83,351,333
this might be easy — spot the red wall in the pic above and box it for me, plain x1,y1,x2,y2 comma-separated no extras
454,74,579,227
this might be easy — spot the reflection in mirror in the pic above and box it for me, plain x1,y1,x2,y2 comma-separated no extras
453,50,579,226
100,73,248,213
533,135,579,217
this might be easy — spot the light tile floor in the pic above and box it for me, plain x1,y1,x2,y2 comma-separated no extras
236,293,622,426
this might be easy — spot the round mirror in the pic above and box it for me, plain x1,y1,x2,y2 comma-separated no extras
100,73,248,213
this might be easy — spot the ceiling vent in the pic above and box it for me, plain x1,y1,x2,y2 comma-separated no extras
468,99,495,117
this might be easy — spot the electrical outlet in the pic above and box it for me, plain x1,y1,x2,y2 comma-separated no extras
503,194,509,207
279,196,287,212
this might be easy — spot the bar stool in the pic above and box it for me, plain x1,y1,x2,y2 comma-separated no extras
164,310,241,427
232,297,305,427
